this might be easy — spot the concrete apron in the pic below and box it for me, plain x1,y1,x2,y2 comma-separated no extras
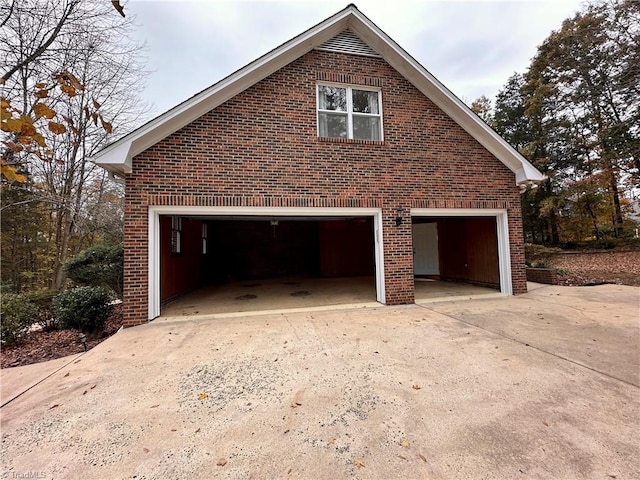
0,284,638,479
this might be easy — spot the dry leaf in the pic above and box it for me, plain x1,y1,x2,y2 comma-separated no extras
401,440,410,448
216,458,227,466
198,393,209,400
418,454,427,463
143,447,149,453
60,84,77,97
354,459,365,468
412,385,421,390
48,121,67,134
33,89,49,99
63,372,70,377
32,132,46,147
100,116,113,134
34,82,47,89
61,71,84,91
33,102,55,119
111,0,126,17
92,98,101,110
49,404,60,409
150,404,160,408
3,141,23,153
398,455,407,460
328,437,336,444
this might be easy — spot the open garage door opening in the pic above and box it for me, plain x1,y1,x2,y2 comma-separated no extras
157,214,380,318
411,211,510,301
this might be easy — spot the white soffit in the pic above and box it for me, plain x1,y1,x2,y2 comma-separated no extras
92,5,543,184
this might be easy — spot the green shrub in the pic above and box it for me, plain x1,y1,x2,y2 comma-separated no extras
64,244,123,297
1,293,37,344
53,286,114,333
25,289,58,331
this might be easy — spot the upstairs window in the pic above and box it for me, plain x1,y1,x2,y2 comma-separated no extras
317,85,382,141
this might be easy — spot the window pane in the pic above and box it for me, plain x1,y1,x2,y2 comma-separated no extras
353,115,381,140
318,86,347,111
352,90,379,114
318,112,347,138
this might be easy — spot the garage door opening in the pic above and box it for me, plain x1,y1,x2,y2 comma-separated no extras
150,208,385,319
411,209,512,301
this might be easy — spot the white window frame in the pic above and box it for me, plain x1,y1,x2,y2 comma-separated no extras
170,216,182,254
316,83,383,141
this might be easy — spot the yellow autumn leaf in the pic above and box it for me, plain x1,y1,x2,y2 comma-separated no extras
32,132,47,148
412,385,421,390
1,163,27,182
198,393,209,400
354,459,365,468
3,117,24,133
34,82,47,89
48,121,67,134
33,102,56,120
0,97,10,108
400,440,410,448
34,89,49,99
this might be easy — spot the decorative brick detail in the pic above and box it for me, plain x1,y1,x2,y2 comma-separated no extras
316,72,383,87
411,199,509,210
121,49,528,326
317,137,385,146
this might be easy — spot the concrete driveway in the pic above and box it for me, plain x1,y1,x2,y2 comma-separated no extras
1,283,638,479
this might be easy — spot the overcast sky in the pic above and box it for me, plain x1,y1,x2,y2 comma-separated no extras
126,0,584,116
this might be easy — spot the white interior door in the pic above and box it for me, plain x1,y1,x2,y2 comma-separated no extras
413,222,439,275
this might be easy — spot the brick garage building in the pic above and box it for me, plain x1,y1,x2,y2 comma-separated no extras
94,5,543,327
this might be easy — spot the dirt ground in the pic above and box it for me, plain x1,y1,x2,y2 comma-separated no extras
548,249,640,287
1,284,638,479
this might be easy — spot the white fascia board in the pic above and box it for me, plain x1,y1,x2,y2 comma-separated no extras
348,14,544,185
92,9,354,174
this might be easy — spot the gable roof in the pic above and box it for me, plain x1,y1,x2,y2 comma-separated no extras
92,4,544,185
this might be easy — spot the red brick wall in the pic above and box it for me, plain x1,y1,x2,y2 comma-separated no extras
122,49,526,326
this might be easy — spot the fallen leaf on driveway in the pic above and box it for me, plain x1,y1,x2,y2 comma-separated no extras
398,455,407,460
49,404,60,409
418,454,427,462
354,459,365,468
217,458,227,466
150,404,159,408
401,440,410,448
412,385,421,390
198,393,209,400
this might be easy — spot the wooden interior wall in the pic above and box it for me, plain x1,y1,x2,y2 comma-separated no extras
465,217,499,285
318,218,375,277
436,217,499,287
160,217,204,302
